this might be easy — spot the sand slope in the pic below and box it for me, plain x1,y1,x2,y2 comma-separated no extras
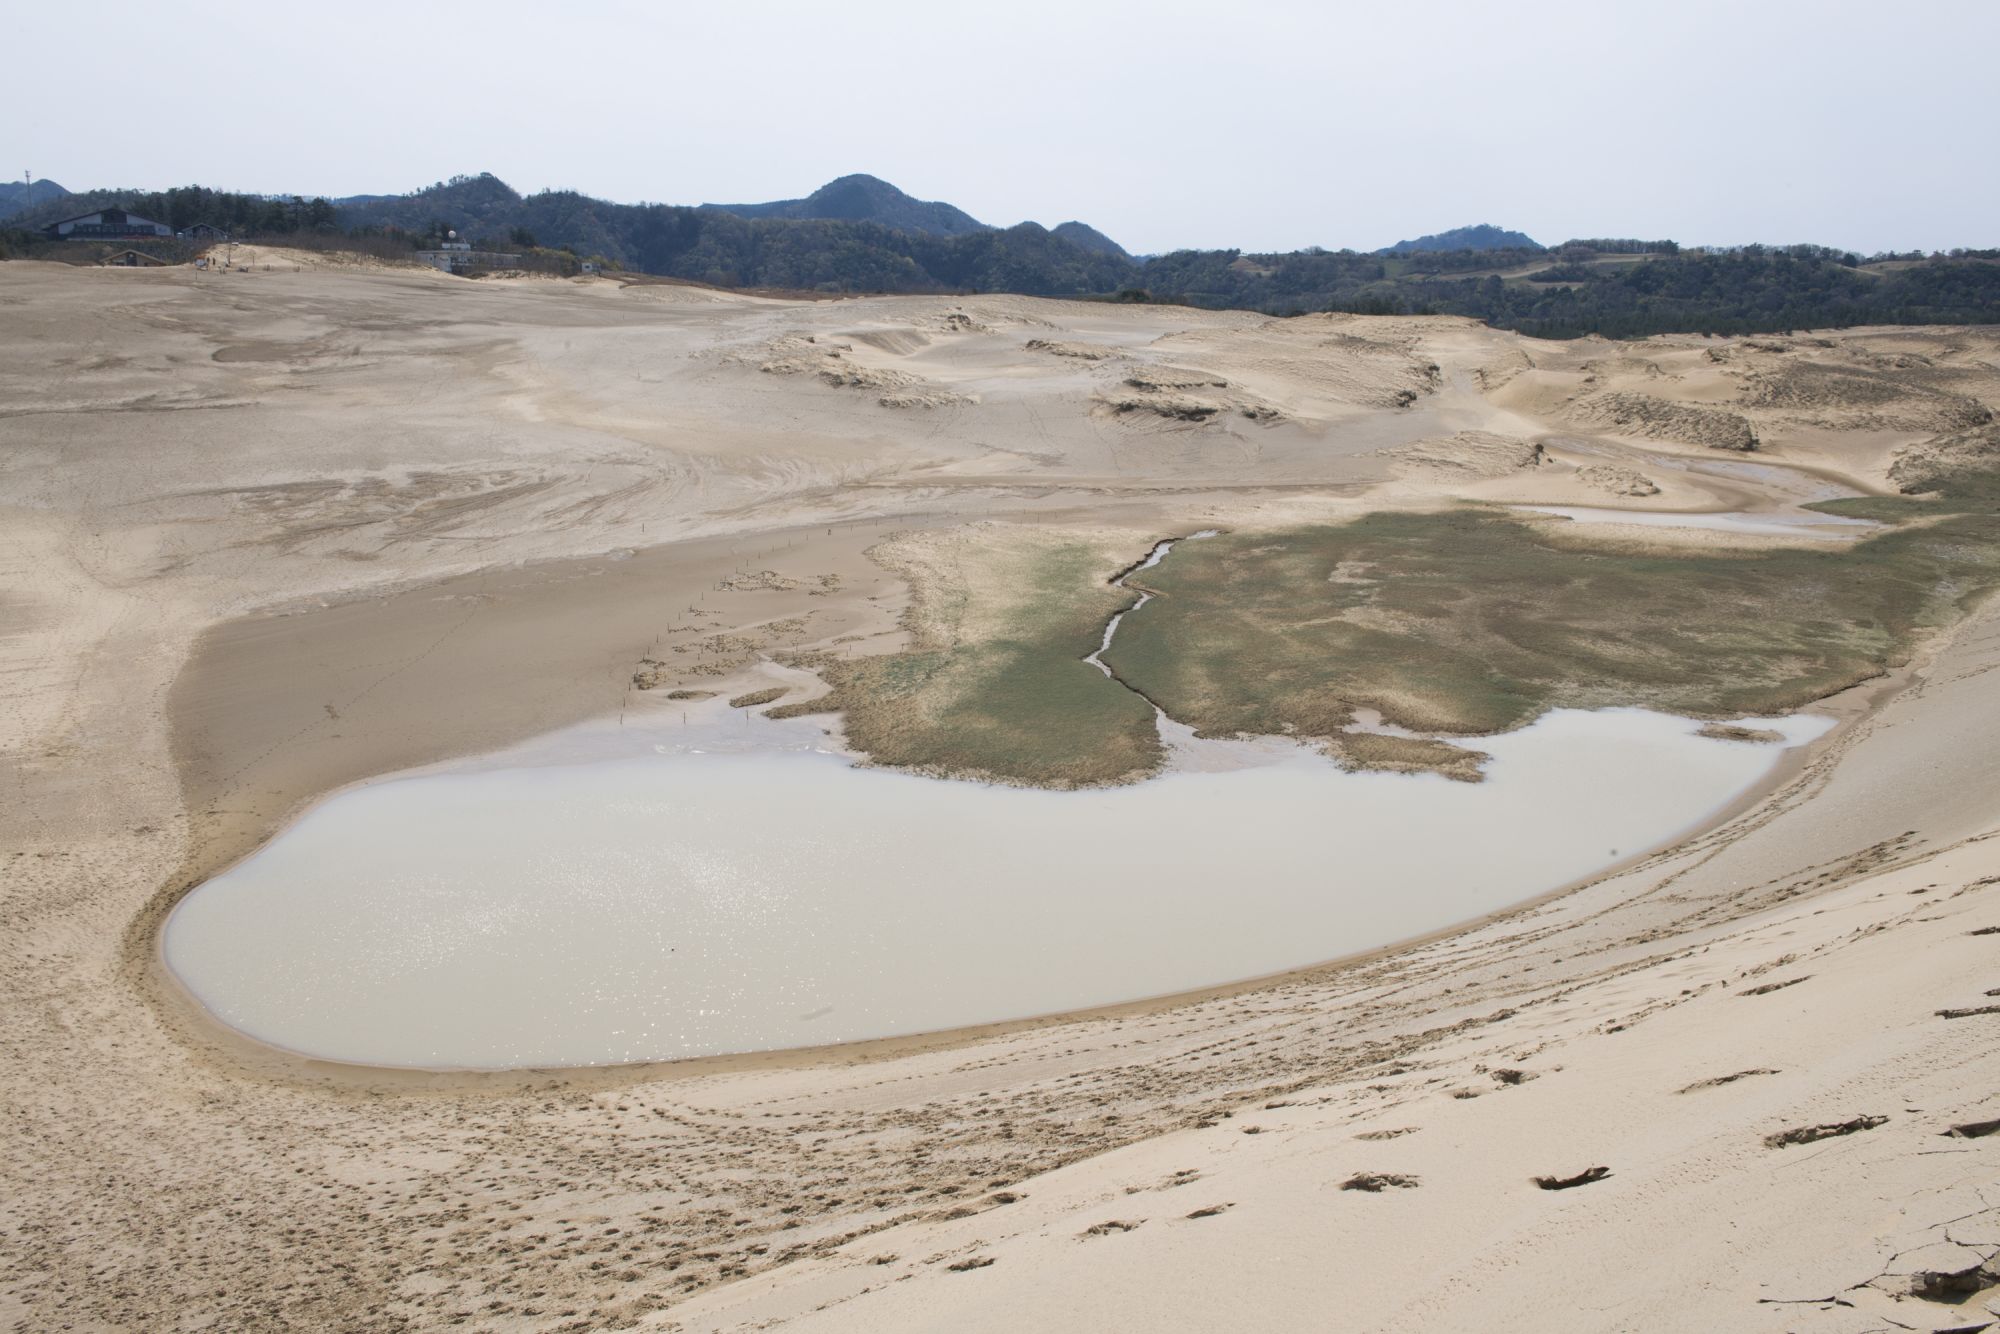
2,261,1997,1332
666,593,2000,1333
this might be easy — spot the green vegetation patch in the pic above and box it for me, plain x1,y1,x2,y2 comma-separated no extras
1107,505,2000,742
1329,732,1489,782
803,456,2000,786
797,538,1161,787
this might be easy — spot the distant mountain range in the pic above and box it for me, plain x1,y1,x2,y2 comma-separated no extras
320,173,1139,299
2,167,1514,270
1378,223,1542,255
6,169,1142,268
697,176,1138,265
8,170,1996,339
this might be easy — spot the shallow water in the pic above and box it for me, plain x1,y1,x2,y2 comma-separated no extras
1517,505,1878,540
164,706,1831,1070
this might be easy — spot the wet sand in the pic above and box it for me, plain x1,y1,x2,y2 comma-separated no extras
166,515,921,888
1514,503,1880,540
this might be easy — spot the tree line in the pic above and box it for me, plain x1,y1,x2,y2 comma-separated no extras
5,173,1996,338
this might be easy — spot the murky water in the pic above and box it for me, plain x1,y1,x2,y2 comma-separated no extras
164,706,1831,1070
1517,505,1878,540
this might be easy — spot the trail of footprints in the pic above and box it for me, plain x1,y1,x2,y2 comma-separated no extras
12,834,1994,1330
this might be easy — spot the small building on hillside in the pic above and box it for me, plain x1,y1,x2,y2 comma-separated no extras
101,249,171,267
185,223,228,242
42,208,174,241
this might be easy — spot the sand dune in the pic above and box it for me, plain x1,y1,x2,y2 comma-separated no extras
2,259,1997,1331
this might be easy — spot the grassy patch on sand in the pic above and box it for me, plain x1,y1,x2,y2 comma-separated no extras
1109,504,2000,742
786,527,1161,786
1328,732,1491,782
799,442,2000,785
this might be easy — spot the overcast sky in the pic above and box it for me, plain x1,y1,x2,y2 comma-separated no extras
15,0,1997,255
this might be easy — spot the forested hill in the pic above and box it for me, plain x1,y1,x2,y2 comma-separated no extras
1347,248,2000,339
317,175,2000,335
333,172,531,237
1378,223,1541,254
328,174,1134,296
6,170,1998,338
6,184,340,235
700,174,990,237
318,174,1133,296
1134,243,2000,338
0,179,69,217
1052,221,1133,261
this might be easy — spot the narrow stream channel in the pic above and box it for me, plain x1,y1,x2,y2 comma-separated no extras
1083,530,1218,684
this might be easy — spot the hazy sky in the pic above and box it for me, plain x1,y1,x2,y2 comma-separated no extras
16,0,1998,255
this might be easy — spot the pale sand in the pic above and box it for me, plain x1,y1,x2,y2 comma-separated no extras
3,258,1998,1331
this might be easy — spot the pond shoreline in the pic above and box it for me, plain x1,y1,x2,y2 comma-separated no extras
162,699,1836,1073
